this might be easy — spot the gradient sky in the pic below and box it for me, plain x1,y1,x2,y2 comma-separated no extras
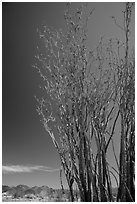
2,2,134,189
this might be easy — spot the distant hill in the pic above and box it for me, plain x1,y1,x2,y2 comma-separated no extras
2,185,11,193
24,188,36,195
2,184,68,200
12,185,29,198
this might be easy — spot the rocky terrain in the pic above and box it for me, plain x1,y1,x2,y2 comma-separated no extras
2,184,78,202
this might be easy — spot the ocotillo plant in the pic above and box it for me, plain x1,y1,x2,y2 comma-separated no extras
114,3,135,201
34,2,134,202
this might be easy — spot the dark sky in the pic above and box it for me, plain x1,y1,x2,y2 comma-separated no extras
2,2,134,188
